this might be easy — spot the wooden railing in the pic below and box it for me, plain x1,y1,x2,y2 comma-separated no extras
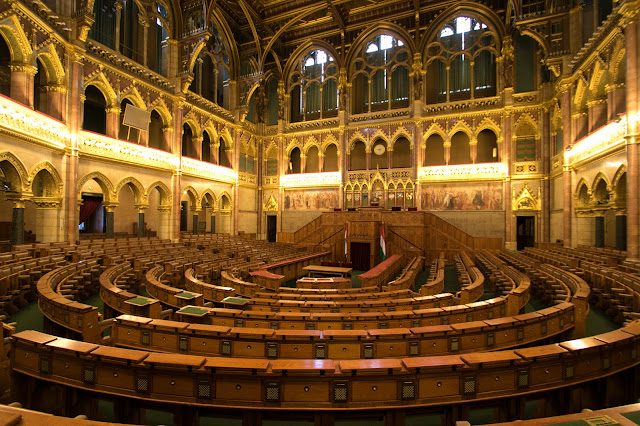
12,320,640,410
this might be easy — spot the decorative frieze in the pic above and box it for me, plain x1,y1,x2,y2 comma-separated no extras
419,163,507,182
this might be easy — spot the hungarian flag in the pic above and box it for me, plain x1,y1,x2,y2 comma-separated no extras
379,223,386,261
344,225,348,259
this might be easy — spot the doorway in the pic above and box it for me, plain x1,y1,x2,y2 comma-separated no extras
350,242,370,271
595,216,605,247
267,215,277,242
516,216,535,251
180,201,188,232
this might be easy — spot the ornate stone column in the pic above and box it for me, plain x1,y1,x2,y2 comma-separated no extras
157,206,171,240
503,110,515,250
192,206,201,235
136,206,147,237
45,85,67,122
10,64,37,108
469,136,478,164
114,2,122,53
105,106,121,139
541,107,551,242
443,138,451,165
104,204,116,238
162,125,173,153
339,129,346,210
562,87,573,247
318,152,324,172
33,199,62,243
365,147,371,170
65,50,83,244
300,153,307,173
621,7,640,258
192,136,203,160
142,21,149,67
10,198,25,245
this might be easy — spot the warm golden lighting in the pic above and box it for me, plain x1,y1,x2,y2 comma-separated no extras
564,116,627,165
419,163,507,182
280,171,342,188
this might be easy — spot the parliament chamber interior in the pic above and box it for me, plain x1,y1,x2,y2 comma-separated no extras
2,0,640,424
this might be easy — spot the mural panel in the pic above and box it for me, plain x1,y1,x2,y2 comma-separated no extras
421,182,503,210
284,189,339,210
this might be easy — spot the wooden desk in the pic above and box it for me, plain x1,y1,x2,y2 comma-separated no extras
302,265,353,278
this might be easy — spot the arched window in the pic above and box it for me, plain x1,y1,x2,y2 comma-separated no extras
289,49,338,122
83,86,107,135
426,16,496,103
0,36,10,97
182,124,194,158
306,146,320,173
424,134,445,166
219,138,231,168
349,141,366,170
34,59,46,114
324,144,339,172
289,147,301,173
189,27,230,109
393,137,411,168
476,129,498,162
449,132,471,165
202,132,211,163
352,34,410,114
148,110,166,151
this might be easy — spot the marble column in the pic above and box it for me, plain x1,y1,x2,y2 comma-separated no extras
626,18,639,259
562,88,573,248
137,207,147,237
541,108,551,243
10,64,37,108
105,205,115,238
157,206,171,240
469,137,478,164
105,106,121,139
34,200,61,243
192,209,199,235
45,85,67,122
10,199,25,245
66,51,83,244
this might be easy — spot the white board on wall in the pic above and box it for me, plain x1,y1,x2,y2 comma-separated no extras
122,104,150,131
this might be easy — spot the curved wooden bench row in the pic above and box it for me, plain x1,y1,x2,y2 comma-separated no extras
581,261,640,324
257,251,333,281
419,253,445,296
252,288,422,301
243,291,458,314
146,296,509,330
385,256,425,292
37,263,103,343
184,268,236,303
110,300,575,359
144,266,204,309
0,254,68,316
497,250,589,337
358,254,404,289
295,276,351,289
475,251,530,315
220,270,260,298
455,252,485,304
12,320,640,410
99,264,166,319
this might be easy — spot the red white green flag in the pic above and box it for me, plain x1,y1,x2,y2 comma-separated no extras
344,225,348,260
379,223,386,261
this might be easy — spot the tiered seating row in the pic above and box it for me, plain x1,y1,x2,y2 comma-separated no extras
110,301,575,359
385,256,425,292
419,253,445,296
455,252,485,304
358,254,404,288
12,321,640,410
37,262,103,343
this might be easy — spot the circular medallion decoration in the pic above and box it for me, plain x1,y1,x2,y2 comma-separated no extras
373,144,386,155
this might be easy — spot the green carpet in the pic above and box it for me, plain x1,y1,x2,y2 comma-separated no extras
443,264,459,293
621,410,640,424
586,303,620,336
9,301,43,332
